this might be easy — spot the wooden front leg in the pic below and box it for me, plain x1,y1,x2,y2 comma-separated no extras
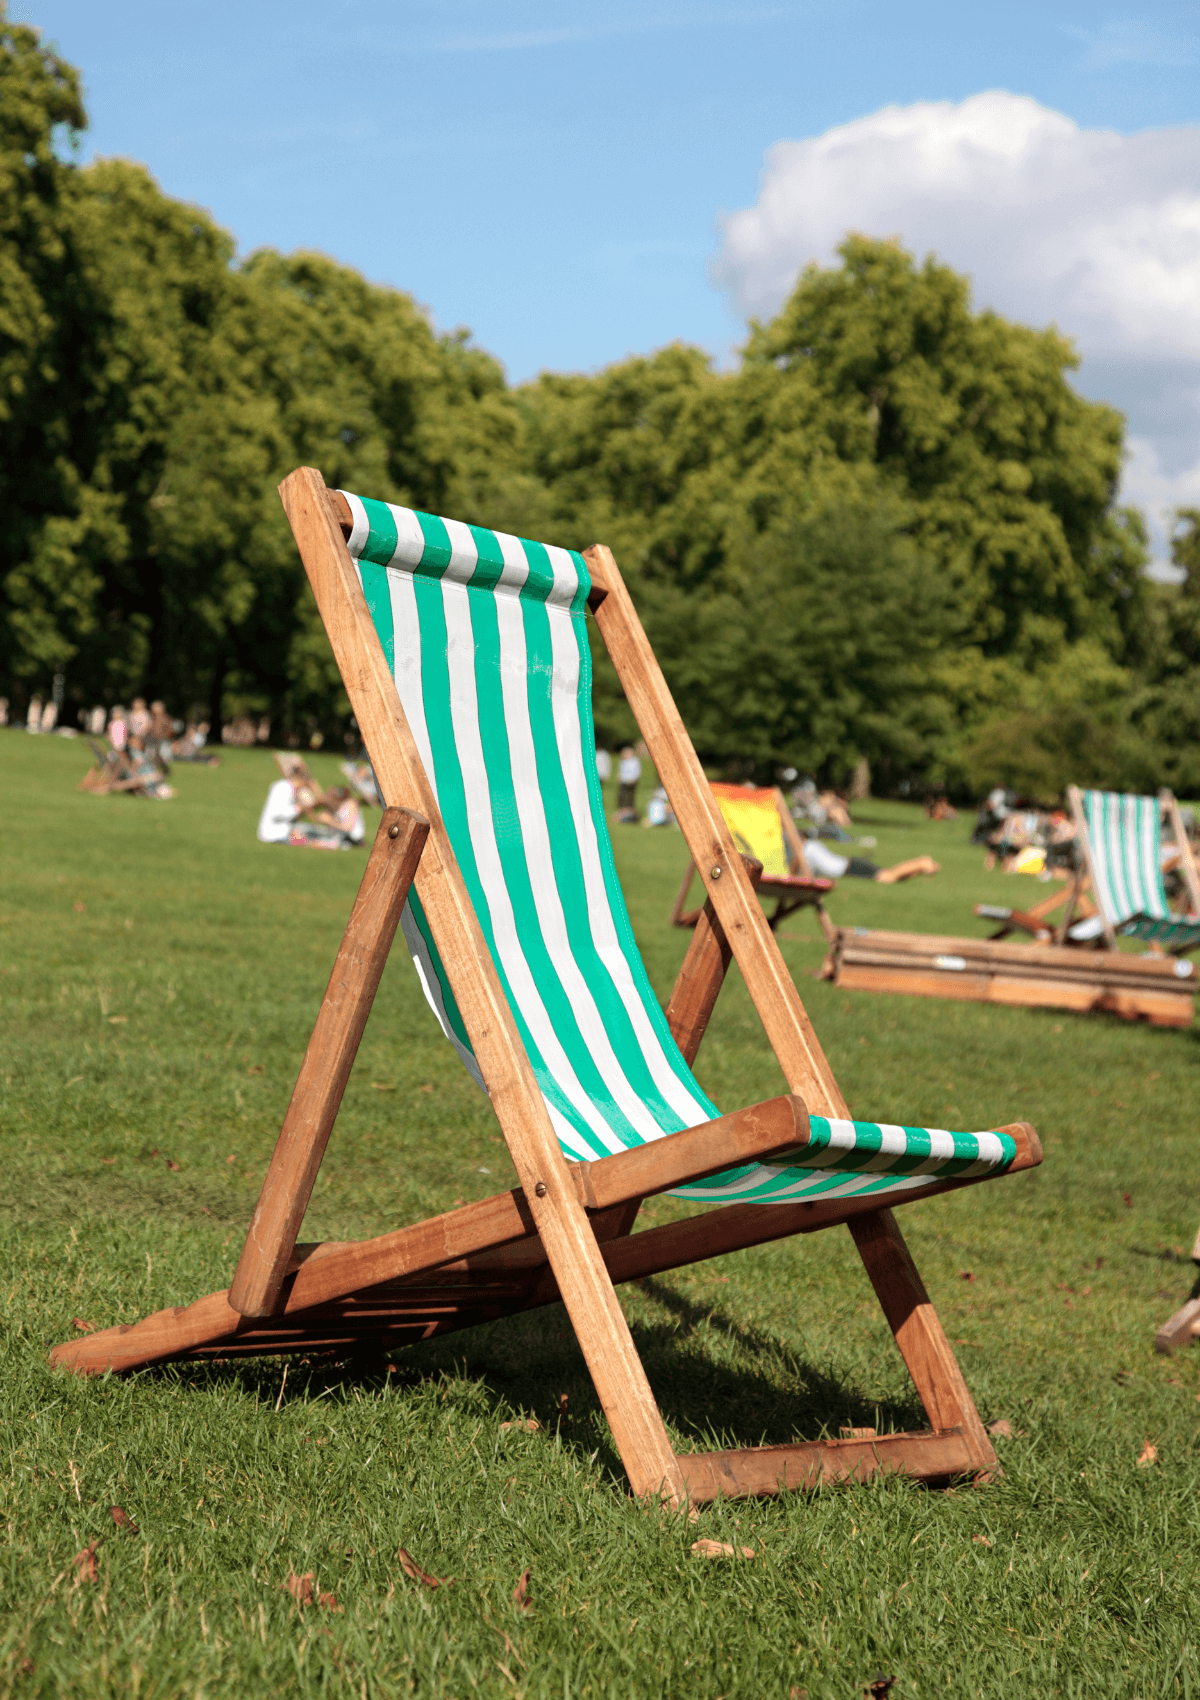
848,1208,996,1472
228,805,428,1318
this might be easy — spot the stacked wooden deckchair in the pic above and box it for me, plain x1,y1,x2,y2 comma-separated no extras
53,469,1043,1506
671,782,835,942
824,787,1199,1028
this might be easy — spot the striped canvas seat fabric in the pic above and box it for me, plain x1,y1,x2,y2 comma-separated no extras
341,490,1019,1205
1082,790,1200,952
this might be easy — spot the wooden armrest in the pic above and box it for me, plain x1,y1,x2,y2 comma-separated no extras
569,1095,809,1209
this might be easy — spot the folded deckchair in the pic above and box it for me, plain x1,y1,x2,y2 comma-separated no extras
53,469,1043,1505
672,782,835,942
1061,787,1200,955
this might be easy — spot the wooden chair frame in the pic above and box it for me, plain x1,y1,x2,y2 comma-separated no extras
671,786,836,943
53,468,1044,1505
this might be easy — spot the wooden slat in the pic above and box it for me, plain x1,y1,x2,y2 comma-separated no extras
586,542,847,1118
664,855,762,1067
280,468,685,1503
837,965,1193,1026
834,927,1192,980
229,805,428,1318
677,1426,974,1501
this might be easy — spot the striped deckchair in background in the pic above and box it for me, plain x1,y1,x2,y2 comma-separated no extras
1068,787,1200,955
54,468,1044,1507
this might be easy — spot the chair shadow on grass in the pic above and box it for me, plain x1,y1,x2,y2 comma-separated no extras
163,1271,926,1489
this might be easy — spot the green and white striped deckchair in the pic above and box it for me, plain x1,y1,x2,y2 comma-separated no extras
1070,787,1200,956
55,467,1044,1509
339,487,1014,1207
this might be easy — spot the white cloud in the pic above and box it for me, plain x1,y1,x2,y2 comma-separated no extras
712,91,1200,568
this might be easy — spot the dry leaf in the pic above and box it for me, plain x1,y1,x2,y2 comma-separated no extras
226,1154,236,1164
283,1572,314,1605
318,1591,342,1612
512,1568,533,1611
499,1418,540,1433
1123,1192,1133,1208
165,1160,181,1172
960,1271,976,1282
73,1541,100,1583
72,1317,95,1334
73,901,86,913
986,1419,1013,1438
864,1678,896,1699
397,1547,453,1588
1137,1441,1158,1467
972,1534,993,1546
110,1506,139,1533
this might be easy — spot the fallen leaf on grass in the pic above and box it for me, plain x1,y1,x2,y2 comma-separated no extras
986,1419,1013,1438
959,1271,976,1282
73,1541,100,1583
282,1572,314,1605
397,1547,453,1588
864,1678,895,1699
73,901,86,913
317,1591,342,1612
72,1317,95,1334
1123,1193,1133,1208
499,1418,540,1433
512,1568,533,1611
972,1535,993,1546
165,1160,181,1172
110,1506,138,1533
1137,1441,1158,1468
225,1154,236,1165
690,1539,756,1559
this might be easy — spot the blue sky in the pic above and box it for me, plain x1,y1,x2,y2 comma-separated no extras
19,2,1200,552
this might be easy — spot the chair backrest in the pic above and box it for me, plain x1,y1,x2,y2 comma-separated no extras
341,491,721,1166
339,490,1014,1204
709,784,795,878
1081,789,1170,925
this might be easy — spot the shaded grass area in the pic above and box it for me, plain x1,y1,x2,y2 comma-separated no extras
2,731,1199,1697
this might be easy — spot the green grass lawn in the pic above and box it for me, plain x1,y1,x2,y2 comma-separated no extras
2,731,1199,1699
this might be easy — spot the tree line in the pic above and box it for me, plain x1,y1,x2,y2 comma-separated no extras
2,13,1197,798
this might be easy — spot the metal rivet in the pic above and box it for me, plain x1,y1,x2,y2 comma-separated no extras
388,824,400,839
534,1181,547,1198
710,865,722,879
